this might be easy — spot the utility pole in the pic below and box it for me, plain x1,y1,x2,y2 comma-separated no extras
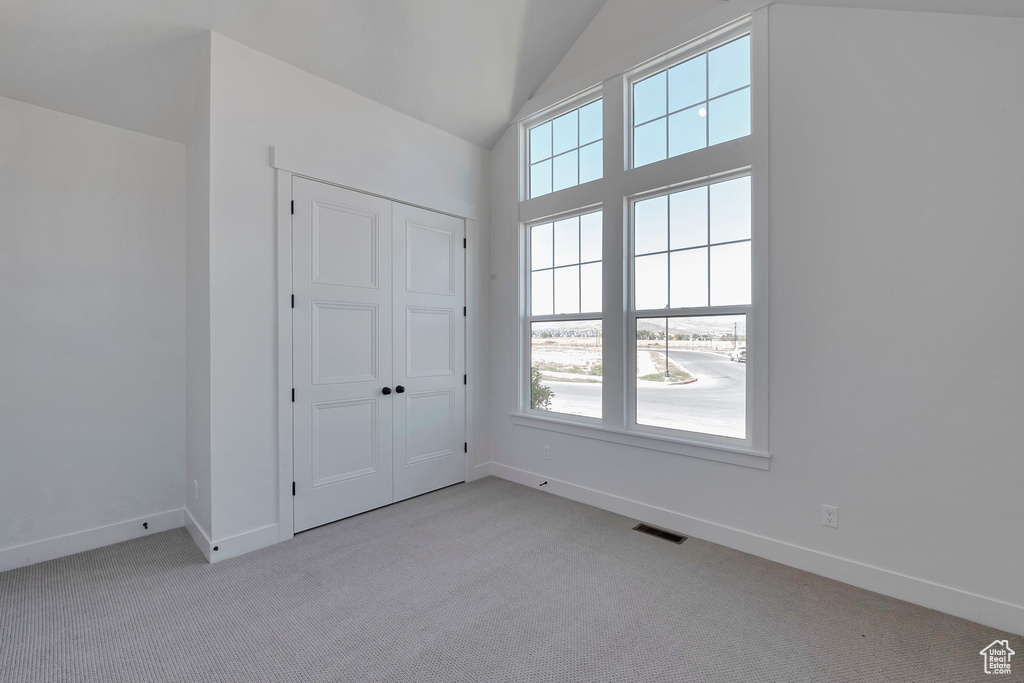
664,318,670,379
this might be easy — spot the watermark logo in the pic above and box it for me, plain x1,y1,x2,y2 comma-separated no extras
980,640,1015,675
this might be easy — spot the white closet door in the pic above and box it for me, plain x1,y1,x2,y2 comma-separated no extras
292,177,394,532
392,202,466,502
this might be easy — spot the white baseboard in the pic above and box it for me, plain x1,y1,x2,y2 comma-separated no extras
184,508,213,562
209,523,279,564
467,461,492,481
489,463,1024,636
0,509,185,572
185,510,280,564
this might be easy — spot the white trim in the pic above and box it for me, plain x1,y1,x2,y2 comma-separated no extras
276,171,296,544
463,217,491,479
489,463,1024,635
510,413,769,470
184,507,213,562
271,147,477,221
0,509,185,572
748,7,771,457
209,524,280,564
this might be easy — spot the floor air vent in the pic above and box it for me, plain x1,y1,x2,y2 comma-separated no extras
633,523,687,544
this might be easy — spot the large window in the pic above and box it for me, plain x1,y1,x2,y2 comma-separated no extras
528,100,603,198
518,16,765,464
527,211,602,419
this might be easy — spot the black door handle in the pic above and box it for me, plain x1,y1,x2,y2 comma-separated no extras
395,385,405,394
381,386,392,395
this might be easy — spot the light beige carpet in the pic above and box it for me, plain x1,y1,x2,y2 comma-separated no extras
0,477,1011,682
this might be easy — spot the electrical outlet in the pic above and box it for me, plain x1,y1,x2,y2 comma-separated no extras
193,480,199,500
543,445,550,461
822,504,838,528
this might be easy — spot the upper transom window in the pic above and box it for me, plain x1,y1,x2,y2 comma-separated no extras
632,35,750,168
528,100,603,198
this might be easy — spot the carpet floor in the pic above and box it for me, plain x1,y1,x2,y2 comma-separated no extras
0,477,1009,682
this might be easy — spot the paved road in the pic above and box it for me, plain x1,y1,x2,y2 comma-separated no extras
545,349,746,438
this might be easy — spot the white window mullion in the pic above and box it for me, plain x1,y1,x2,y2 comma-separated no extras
519,220,531,413
600,75,626,430
746,5,770,450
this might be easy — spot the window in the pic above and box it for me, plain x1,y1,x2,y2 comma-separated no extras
631,175,751,439
632,35,750,167
517,16,766,464
528,100,603,198
527,211,602,419
633,177,751,311
635,315,745,438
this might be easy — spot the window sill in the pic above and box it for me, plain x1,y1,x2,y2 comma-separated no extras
509,413,770,470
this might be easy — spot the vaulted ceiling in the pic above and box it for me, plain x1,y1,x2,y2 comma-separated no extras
0,0,608,148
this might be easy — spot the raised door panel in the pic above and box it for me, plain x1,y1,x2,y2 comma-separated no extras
292,177,393,533
406,222,453,295
406,307,455,378
312,302,377,385
404,390,454,465
312,398,378,485
392,202,466,502
313,201,378,289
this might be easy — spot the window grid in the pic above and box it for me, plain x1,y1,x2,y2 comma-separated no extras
527,209,604,420
633,177,752,311
530,211,603,316
528,100,603,199
632,34,750,168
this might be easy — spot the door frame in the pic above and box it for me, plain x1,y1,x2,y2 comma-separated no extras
274,155,479,542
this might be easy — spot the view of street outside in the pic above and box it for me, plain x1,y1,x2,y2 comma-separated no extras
531,316,746,439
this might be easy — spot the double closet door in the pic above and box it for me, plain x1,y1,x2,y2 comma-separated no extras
291,177,466,533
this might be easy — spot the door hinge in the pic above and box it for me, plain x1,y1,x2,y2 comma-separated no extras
291,388,295,402
290,200,294,215
463,306,466,317
464,442,468,453
292,481,296,496
291,294,295,309
463,374,467,385
463,237,466,248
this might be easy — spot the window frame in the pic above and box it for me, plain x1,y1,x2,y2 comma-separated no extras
515,11,769,469
522,89,604,201
627,169,754,447
627,21,752,171
522,205,605,425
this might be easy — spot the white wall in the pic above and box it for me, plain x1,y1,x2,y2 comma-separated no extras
205,34,490,544
185,33,212,539
0,95,186,565
538,0,722,95
489,3,1024,632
